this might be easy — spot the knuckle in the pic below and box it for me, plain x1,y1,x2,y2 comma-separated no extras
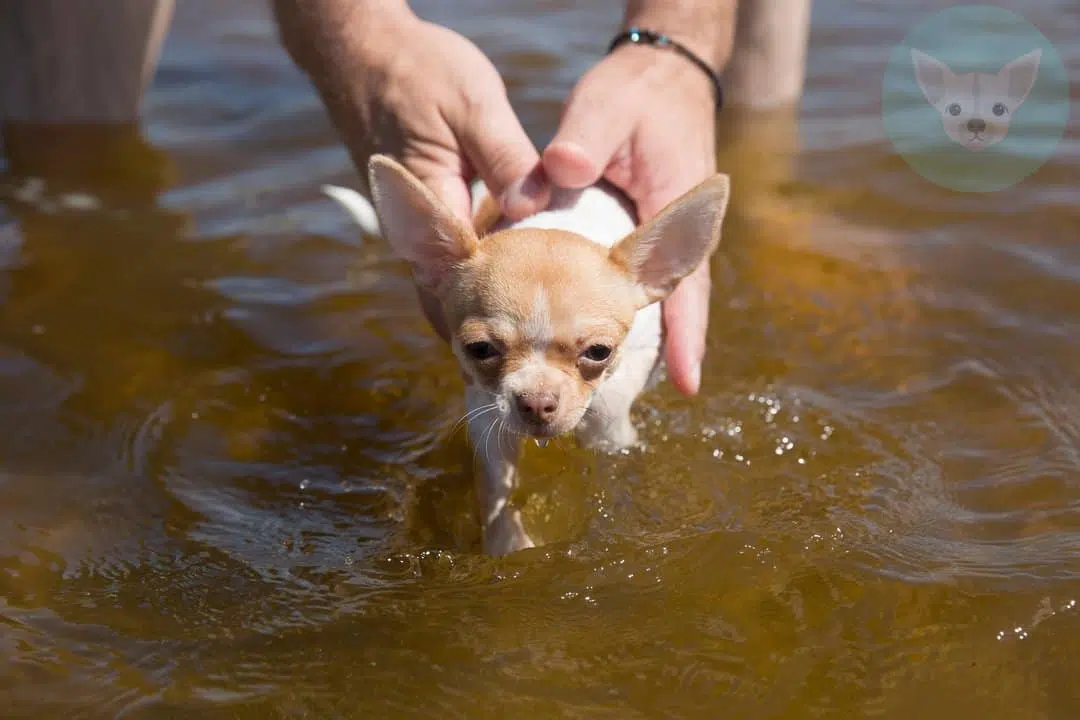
480,144,524,184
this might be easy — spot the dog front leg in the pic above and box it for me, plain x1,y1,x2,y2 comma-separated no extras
464,386,534,555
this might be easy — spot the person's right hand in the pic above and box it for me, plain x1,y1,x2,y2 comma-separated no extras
284,2,549,223
274,1,550,338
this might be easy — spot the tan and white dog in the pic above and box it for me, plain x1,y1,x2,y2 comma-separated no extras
324,156,730,555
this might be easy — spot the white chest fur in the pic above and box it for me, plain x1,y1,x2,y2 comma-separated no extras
476,183,637,248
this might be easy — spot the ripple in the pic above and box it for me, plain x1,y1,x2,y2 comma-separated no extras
5,0,1080,715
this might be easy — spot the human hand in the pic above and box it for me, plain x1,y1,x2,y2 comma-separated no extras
542,44,720,396
274,0,550,336
297,5,548,220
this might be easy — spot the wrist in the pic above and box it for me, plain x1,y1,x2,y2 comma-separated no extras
621,0,737,72
608,28,723,109
605,42,717,112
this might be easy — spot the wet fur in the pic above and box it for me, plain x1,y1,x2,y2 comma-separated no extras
324,158,728,555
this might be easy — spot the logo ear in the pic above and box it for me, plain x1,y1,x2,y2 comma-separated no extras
367,155,479,291
911,49,954,107
609,174,731,307
999,49,1042,108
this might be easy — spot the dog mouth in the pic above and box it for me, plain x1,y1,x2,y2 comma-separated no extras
506,403,589,443
512,415,578,442
521,423,559,440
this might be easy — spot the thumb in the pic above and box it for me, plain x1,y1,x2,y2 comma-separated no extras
458,95,550,220
542,80,635,189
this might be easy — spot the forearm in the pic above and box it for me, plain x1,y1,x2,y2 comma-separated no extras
271,0,414,182
622,0,738,71
271,0,412,82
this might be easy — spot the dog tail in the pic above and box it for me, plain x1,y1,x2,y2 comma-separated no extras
322,184,382,236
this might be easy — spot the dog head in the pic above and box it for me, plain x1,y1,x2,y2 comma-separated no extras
360,154,729,438
911,48,1041,151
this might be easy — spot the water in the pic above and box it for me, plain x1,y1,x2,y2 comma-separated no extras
2,0,1080,716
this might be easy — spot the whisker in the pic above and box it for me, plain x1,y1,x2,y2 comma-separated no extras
500,417,516,455
496,417,507,453
482,416,497,467
451,402,499,438
453,394,504,438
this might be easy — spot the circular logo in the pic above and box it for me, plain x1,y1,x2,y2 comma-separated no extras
882,5,1070,192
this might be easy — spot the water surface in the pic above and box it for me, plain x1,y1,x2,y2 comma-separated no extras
2,0,1080,716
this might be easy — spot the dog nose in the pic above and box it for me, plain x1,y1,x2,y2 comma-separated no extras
967,118,986,133
515,391,559,423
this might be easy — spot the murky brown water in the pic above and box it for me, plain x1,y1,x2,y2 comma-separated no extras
2,0,1080,716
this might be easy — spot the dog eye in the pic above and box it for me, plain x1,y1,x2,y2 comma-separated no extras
947,103,962,116
992,102,1008,116
582,344,613,362
465,341,500,360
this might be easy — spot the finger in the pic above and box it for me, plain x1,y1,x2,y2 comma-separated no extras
662,262,712,396
634,163,714,222
419,172,473,223
458,96,550,220
396,145,476,221
542,79,636,189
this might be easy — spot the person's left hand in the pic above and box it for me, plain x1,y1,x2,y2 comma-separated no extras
541,44,719,396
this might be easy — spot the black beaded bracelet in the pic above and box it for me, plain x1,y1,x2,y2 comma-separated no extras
607,26,724,111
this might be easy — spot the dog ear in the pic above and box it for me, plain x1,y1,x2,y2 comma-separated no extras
999,48,1042,108
609,173,731,306
368,154,479,290
911,49,953,107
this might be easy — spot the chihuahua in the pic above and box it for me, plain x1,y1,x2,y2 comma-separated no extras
911,47,1042,151
324,155,730,555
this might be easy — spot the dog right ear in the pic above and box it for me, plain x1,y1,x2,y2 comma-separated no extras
368,154,479,291
911,49,954,107
609,173,731,307
999,49,1042,108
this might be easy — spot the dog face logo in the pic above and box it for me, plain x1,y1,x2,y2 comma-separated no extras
910,48,1041,151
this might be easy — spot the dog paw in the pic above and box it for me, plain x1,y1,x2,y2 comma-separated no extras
483,509,535,556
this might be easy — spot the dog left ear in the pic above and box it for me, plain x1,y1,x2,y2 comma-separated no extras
609,173,731,306
368,154,479,291
911,49,953,107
